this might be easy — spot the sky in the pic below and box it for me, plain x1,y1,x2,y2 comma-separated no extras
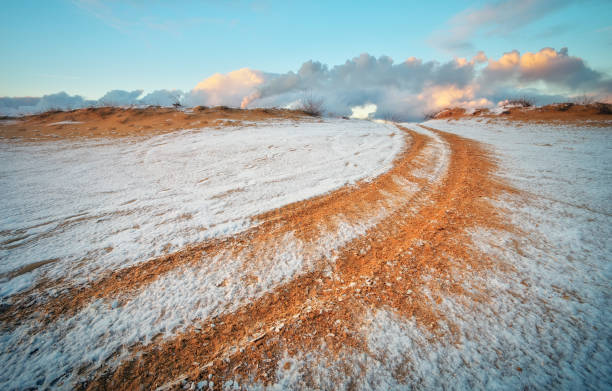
1,0,611,119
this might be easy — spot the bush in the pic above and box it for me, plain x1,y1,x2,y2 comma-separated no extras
555,102,574,111
594,102,611,114
506,97,534,107
298,94,324,117
424,111,440,120
573,94,594,105
170,94,182,109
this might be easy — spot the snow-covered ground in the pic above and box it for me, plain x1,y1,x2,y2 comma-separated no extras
261,119,612,390
380,119,611,389
0,119,403,297
2,117,610,390
0,118,409,390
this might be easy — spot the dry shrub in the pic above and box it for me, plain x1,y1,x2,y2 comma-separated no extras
573,94,594,105
298,94,325,117
594,102,611,114
506,97,534,107
555,102,574,111
424,111,440,120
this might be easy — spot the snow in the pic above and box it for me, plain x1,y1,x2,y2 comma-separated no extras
0,119,403,297
0,118,412,389
259,119,611,389
47,120,84,126
6,117,606,389
406,119,612,388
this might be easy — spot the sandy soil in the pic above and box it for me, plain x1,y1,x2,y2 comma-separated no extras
432,103,612,126
0,106,313,141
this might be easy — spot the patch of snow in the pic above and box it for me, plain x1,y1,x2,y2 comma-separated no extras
47,121,84,126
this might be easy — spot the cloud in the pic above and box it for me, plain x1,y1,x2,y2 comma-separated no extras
482,47,611,91
139,90,183,106
98,90,143,106
0,92,94,116
32,92,92,113
432,0,573,51
185,68,266,108
239,53,481,119
418,85,492,113
0,97,40,110
0,89,183,116
1,48,610,119
242,49,610,119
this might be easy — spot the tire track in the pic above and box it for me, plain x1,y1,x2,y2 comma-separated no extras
0,125,437,389
1,128,420,329
77,125,518,390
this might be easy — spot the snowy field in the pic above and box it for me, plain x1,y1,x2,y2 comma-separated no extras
263,119,612,390
406,119,611,389
0,118,408,389
1,116,610,390
0,119,403,297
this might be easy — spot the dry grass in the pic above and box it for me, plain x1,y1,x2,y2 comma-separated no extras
0,106,313,141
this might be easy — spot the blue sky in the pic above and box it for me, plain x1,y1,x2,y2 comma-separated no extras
1,0,610,99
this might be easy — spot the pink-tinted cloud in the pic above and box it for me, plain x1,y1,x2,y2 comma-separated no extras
418,85,492,113
187,68,266,107
482,47,609,90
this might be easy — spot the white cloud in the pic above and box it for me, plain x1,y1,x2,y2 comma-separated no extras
1,48,610,119
98,90,143,106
